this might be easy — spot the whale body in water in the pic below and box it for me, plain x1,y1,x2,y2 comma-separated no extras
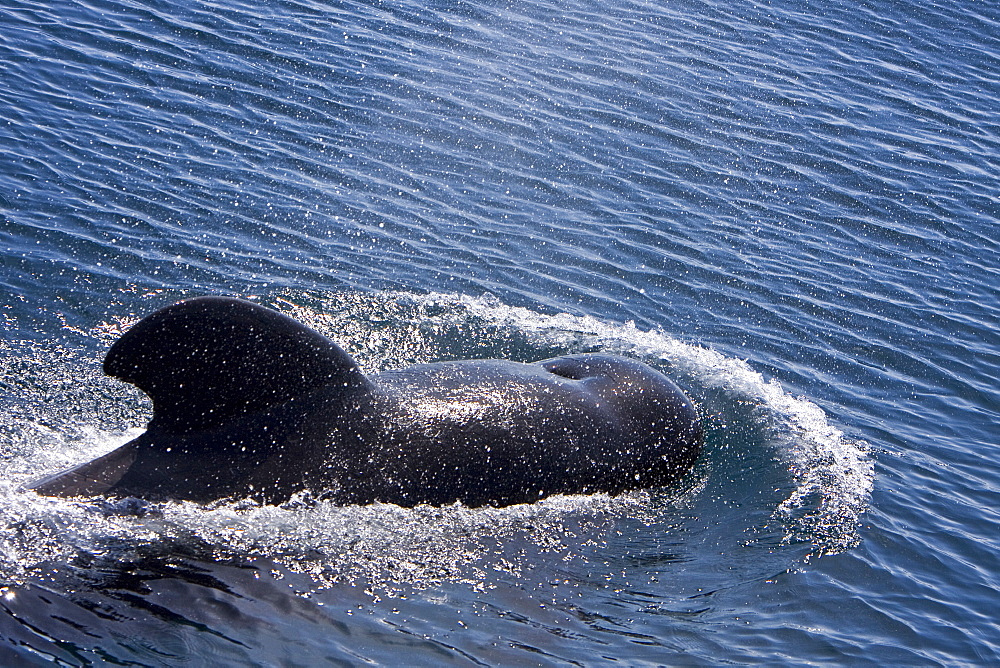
31,297,703,507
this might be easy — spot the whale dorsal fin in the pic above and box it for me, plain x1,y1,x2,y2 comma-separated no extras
104,297,367,433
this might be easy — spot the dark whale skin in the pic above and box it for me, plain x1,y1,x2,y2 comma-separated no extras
30,297,702,507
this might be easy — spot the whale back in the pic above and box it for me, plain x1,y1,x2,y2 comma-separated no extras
104,297,366,433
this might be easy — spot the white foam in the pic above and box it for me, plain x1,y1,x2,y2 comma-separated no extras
0,291,873,586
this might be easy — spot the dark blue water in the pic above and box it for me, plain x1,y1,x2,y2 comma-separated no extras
1,0,997,664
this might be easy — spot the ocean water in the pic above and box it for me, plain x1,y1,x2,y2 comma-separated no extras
0,0,997,664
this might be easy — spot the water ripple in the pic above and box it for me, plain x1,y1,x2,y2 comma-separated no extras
2,0,999,663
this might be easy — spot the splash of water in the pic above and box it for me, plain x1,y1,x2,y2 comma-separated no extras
0,290,872,592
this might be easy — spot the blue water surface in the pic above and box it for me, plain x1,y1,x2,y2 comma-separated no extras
1,0,998,664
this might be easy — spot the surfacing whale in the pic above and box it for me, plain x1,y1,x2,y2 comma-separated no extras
30,297,703,507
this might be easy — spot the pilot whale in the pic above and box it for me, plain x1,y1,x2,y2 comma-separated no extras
31,297,703,507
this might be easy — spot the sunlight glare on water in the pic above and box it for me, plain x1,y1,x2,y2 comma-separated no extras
0,0,997,662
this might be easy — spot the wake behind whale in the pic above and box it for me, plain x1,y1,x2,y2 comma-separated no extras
30,297,703,506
